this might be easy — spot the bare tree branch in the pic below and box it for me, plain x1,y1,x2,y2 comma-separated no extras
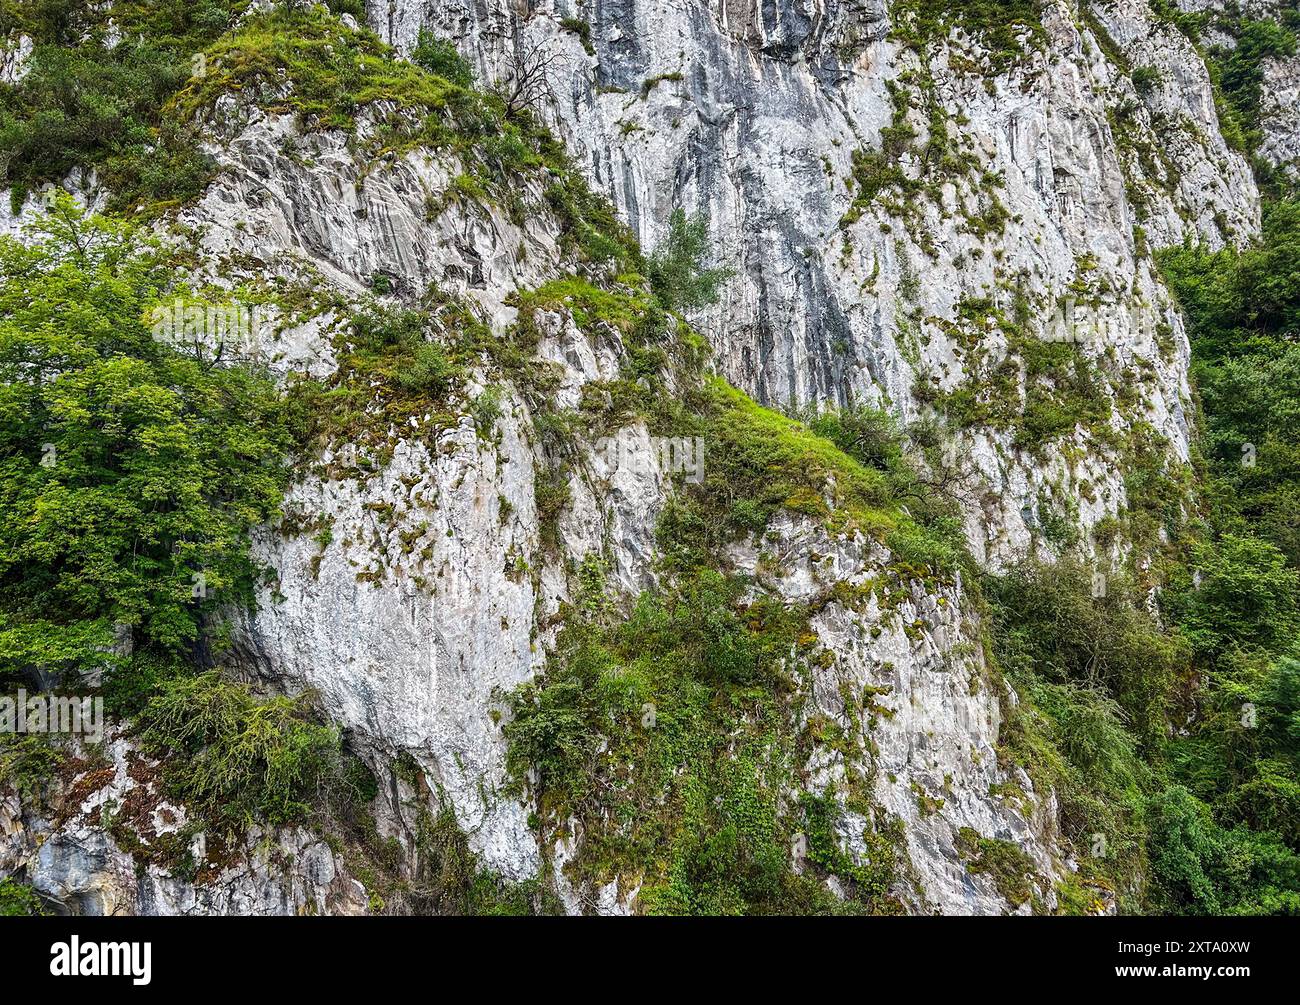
496,34,566,117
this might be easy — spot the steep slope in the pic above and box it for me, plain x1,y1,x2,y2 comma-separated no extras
163,8,1069,913
2,0,1298,917
382,0,1260,565
0,5,1070,915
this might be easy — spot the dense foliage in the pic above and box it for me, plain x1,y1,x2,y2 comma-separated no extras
0,1,644,910
0,196,290,679
134,672,341,835
0,876,45,915
1137,191,1300,915
0,192,343,855
646,209,733,313
0,0,243,211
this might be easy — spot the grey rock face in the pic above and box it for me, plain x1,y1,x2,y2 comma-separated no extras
30,89,1059,910
1170,0,1300,180
377,0,1255,564
0,733,366,916
1259,45,1300,182
726,513,1066,913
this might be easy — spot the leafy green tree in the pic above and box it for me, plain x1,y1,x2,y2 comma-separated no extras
0,194,290,681
1158,181,1300,905
410,28,473,87
1161,200,1300,363
646,209,733,312
1146,785,1300,916
1169,535,1299,659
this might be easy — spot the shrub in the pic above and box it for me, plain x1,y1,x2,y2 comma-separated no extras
646,209,733,312
807,406,903,473
102,651,190,718
398,342,460,395
1131,65,1161,95
955,827,1038,907
1207,19,1297,154
890,0,1048,73
411,30,473,87
559,18,595,56
986,560,1187,749
135,673,341,834
0,878,46,916
0,2,237,212
0,734,66,805
1146,785,1300,915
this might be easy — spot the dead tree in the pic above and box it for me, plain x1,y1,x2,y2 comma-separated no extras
497,34,565,117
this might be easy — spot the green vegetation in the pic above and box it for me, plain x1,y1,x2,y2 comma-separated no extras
171,5,464,136
891,0,1047,75
314,754,560,915
0,4,655,911
1140,186,1300,914
802,403,967,569
988,560,1186,753
501,562,901,915
286,298,470,458
839,81,928,230
135,672,341,835
646,209,733,312
912,296,1114,453
984,551,1300,915
1213,20,1296,146
1146,785,1300,915
0,195,290,678
0,733,66,804
0,0,244,212
838,72,1000,250
518,276,662,340
0,195,363,854
0,877,46,915
1130,65,1161,96
410,29,473,88
985,563,1160,908
881,127,1300,913
2,1,1297,918
171,5,641,265
559,17,595,57
0,0,643,269
1150,2,1299,163
655,379,966,576
952,59,1300,911
956,827,1039,907
501,375,975,913
402,803,563,915
1160,202,1300,567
